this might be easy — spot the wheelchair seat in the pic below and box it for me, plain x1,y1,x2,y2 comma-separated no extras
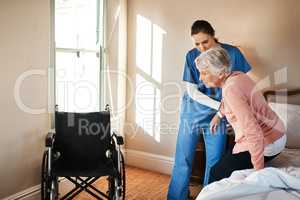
52,157,117,177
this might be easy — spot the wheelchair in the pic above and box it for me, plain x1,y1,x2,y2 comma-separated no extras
41,106,125,200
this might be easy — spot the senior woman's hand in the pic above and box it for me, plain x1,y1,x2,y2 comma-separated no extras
210,113,221,133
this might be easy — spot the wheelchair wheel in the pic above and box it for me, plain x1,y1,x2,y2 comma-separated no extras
108,176,115,199
50,177,59,200
108,151,126,200
41,151,58,200
120,152,126,199
41,151,50,200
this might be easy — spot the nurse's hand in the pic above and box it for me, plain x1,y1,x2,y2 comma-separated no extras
210,114,221,134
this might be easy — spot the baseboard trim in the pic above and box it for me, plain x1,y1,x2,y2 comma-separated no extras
2,178,68,200
125,149,174,175
2,184,40,200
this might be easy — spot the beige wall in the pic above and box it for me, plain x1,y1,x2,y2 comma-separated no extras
125,0,300,158
105,0,127,138
0,0,125,197
0,0,49,198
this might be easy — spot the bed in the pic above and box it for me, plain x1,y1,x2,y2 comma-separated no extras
196,88,300,200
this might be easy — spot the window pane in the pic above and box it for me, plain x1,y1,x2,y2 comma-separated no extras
56,51,100,112
55,0,99,49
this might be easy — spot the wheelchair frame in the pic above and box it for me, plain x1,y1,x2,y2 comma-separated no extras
41,108,125,200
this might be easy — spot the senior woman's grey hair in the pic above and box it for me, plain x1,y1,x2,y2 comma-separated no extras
195,46,231,75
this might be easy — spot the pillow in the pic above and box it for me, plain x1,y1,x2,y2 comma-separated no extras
269,102,300,149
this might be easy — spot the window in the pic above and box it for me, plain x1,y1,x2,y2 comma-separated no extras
54,0,104,112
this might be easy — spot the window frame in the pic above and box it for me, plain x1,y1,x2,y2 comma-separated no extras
49,0,106,128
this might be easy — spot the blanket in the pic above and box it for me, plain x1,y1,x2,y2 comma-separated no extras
196,167,300,200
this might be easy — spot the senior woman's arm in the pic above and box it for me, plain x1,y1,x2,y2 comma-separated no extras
185,82,220,110
223,84,264,170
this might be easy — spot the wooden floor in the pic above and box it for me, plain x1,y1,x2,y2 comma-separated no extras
59,166,201,200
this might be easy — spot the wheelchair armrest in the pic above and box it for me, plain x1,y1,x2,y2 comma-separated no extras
45,131,56,147
112,131,124,145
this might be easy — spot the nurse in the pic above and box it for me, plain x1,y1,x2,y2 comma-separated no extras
167,20,252,200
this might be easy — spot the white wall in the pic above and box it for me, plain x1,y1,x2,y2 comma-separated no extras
0,0,49,198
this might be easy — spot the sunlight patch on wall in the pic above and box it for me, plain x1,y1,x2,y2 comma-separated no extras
135,14,166,142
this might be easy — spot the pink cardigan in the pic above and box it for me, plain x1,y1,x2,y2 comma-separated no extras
220,72,285,170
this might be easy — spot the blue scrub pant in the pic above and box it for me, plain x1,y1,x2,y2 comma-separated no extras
167,119,227,200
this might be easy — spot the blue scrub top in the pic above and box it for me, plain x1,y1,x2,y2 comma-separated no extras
181,43,251,126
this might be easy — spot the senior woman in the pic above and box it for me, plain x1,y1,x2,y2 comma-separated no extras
195,46,287,184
